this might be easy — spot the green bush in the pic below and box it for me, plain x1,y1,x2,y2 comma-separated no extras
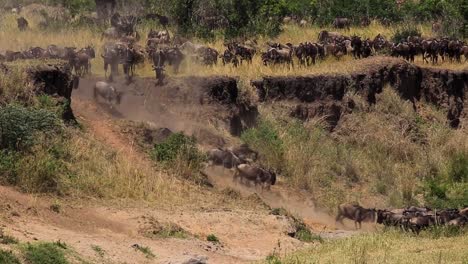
392,24,422,43
207,234,220,243
241,119,284,169
423,152,468,208
0,250,20,264
152,133,204,164
0,104,60,151
22,242,69,264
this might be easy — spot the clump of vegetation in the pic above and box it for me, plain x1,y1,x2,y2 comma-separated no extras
0,250,20,264
0,233,19,245
21,242,69,264
152,132,207,184
132,244,155,259
206,234,220,243
423,151,468,208
0,104,61,151
91,245,105,258
392,24,422,43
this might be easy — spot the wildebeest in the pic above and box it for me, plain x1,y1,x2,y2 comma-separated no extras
93,81,122,106
226,42,256,64
207,148,244,169
233,164,276,190
102,42,126,81
73,46,96,76
17,17,28,31
262,47,294,67
336,203,376,229
351,36,362,59
220,49,239,67
318,30,343,43
333,18,350,30
228,144,258,163
180,42,219,65
299,19,308,27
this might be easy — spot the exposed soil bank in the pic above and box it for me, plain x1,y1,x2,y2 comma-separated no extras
28,63,79,121
252,57,468,129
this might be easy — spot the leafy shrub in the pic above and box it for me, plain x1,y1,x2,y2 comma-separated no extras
392,24,422,43
0,104,60,151
152,133,200,163
0,250,20,264
241,119,284,169
151,133,207,184
207,234,220,243
423,152,468,208
22,242,69,264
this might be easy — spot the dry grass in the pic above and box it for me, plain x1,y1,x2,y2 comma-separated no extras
268,230,468,264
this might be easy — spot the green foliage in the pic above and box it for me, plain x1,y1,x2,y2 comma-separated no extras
46,0,95,16
133,245,155,259
206,234,220,243
424,152,468,208
152,133,199,163
0,104,60,151
22,242,69,264
392,24,422,43
91,245,105,258
0,250,20,264
241,119,284,169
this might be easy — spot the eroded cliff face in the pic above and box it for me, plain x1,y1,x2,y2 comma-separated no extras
28,63,79,121
252,57,467,129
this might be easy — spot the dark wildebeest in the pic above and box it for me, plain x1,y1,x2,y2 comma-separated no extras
220,49,239,67
73,46,96,76
207,148,244,169
93,81,122,107
17,17,28,31
360,17,371,27
333,18,350,30
377,209,406,230
336,203,376,229
233,164,276,190
351,36,363,59
407,215,435,234
462,46,468,62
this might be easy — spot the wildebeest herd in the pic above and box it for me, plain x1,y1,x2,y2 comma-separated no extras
206,144,276,190
4,13,467,84
336,203,468,233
